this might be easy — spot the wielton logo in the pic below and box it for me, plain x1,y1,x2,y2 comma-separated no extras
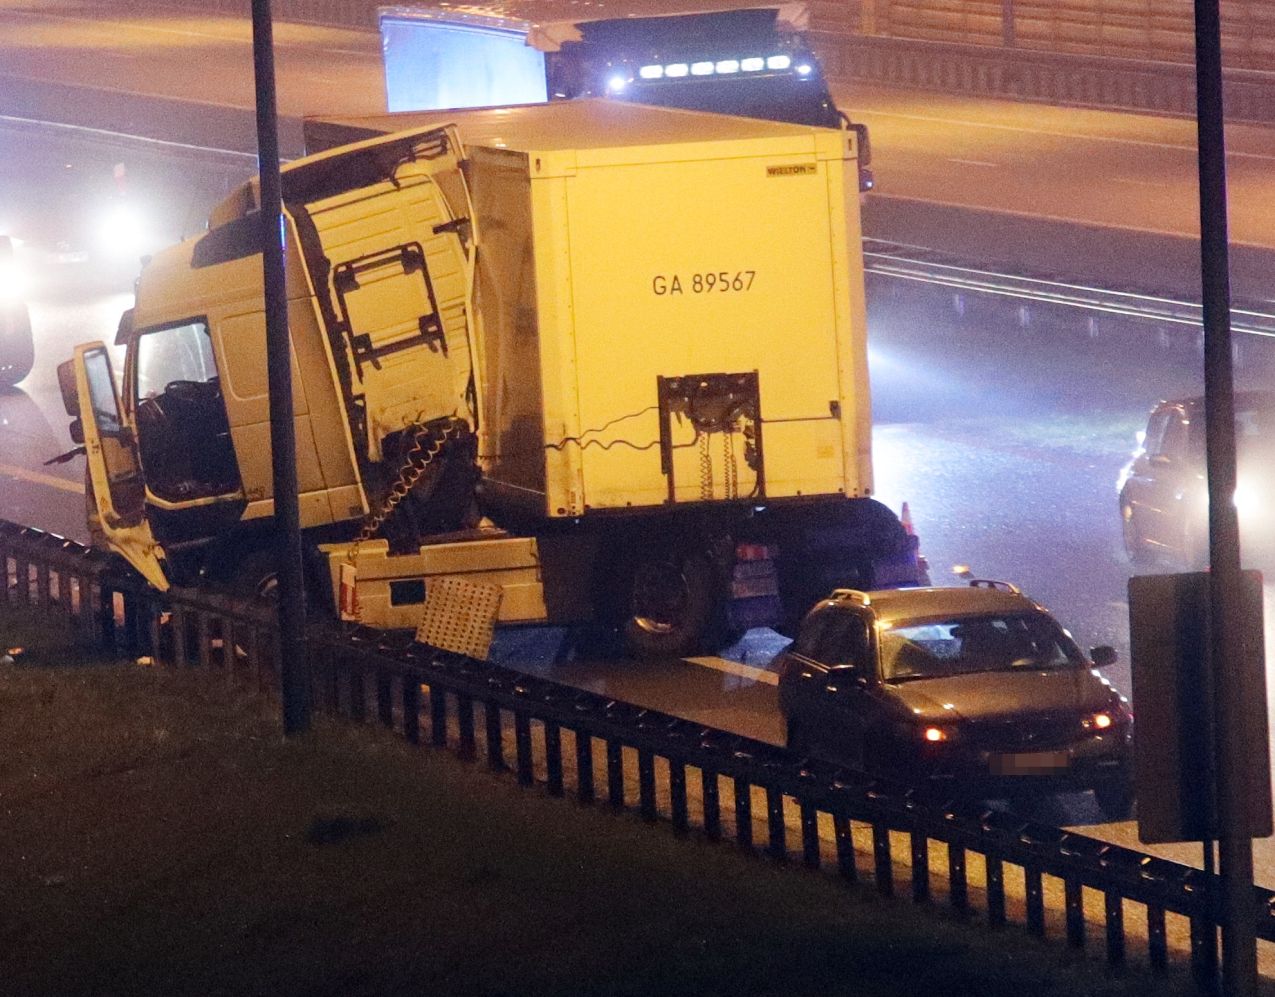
766,163,817,177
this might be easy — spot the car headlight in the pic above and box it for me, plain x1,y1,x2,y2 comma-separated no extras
920,724,957,743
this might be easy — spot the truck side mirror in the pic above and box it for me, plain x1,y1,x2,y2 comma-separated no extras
56,359,79,417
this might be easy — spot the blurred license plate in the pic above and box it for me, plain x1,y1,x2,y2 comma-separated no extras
989,750,1069,775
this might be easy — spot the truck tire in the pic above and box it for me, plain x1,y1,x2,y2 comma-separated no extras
621,549,721,659
227,547,280,601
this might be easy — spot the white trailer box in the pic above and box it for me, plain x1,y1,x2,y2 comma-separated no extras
307,101,872,523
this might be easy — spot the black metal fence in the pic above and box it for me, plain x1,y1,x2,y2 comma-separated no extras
3,519,1272,985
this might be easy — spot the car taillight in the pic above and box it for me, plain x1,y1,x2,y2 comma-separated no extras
1082,710,1117,731
921,725,950,743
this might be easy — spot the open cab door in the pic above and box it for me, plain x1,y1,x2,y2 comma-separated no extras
72,342,170,590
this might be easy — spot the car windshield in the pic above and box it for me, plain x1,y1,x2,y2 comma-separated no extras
879,612,1085,683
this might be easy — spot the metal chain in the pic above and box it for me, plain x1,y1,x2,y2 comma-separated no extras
724,425,738,500
346,416,467,568
698,431,714,500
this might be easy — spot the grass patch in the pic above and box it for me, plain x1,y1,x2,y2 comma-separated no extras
0,605,1241,997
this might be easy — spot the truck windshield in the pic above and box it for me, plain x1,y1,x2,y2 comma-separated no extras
133,320,239,501
880,613,1085,682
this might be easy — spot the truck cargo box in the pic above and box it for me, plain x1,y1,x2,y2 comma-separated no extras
307,100,872,521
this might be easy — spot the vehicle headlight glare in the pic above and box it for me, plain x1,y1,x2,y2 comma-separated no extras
639,64,663,79
715,59,740,74
1234,480,1257,519
606,74,628,93
796,63,813,76
97,201,151,261
0,258,24,301
691,61,714,76
766,55,791,70
741,57,765,72
922,726,948,743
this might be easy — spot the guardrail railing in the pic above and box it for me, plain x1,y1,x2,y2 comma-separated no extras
863,239,1275,341
2,518,1268,985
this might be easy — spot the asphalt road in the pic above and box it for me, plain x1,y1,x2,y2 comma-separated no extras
5,2,1275,850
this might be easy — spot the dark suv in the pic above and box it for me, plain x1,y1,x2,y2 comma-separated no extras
776,581,1133,819
1117,392,1275,569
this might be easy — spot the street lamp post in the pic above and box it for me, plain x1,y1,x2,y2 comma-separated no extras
1193,0,1257,992
250,0,309,736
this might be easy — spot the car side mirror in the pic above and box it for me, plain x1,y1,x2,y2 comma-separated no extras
824,666,868,696
1090,645,1118,668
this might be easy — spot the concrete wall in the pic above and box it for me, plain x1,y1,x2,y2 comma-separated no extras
838,1,1275,72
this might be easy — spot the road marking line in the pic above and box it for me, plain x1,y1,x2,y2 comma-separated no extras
860,106,1275,162
0,463,85,495
947,157,999,167
684,655,779,686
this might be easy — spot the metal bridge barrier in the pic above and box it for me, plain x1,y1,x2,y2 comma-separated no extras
3,517,1272,983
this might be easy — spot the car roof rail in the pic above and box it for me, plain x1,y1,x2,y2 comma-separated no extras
967,578,1021,594
829,588,871,606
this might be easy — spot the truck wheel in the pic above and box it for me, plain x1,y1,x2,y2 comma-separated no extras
226,547,280,601
622,550,719,659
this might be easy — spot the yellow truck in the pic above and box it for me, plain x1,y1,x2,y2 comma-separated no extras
59,100,922,657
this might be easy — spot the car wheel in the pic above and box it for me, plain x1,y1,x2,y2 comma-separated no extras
1094,782,1136,822
1120,502,1153,567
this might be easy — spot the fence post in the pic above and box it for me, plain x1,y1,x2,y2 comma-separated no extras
545,722,564,797
485,701,505,771
1104,892,1125,965
606,740,624,808
986,854,1006,926
514,713,533,786
376,669,393,727
834,815,857,882
1064,876,1085,948
402,675,421,745
734,778,753,851
910,830,930,903
1026,865,1045,936
800,803,820,869
701,770,721,841
456,694,476,760
574,730,593,803
638,750,657,822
